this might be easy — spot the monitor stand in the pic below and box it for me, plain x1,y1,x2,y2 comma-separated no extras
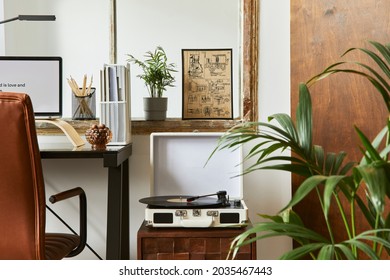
35,119,85,147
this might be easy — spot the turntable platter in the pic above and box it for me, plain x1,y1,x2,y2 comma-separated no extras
139,195,224,209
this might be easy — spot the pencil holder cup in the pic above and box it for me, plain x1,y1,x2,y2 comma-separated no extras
72,87,96,120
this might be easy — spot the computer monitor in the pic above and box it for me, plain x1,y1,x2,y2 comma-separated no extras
0,56,62,119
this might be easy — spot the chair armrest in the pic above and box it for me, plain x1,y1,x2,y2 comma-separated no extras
49,187,85,203
49,187,87,258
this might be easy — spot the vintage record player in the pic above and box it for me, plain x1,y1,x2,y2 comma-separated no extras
140,132,248,228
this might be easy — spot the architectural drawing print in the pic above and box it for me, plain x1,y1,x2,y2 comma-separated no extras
182,49,233,119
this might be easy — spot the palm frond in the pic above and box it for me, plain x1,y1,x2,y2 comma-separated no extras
211,40,390,260
228,221,329,260
296,83,313,157
280,243,326,260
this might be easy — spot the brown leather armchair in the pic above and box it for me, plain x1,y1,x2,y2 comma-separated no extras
0,92,87,259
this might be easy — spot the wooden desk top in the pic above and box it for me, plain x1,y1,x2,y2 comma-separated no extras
39,142,132,167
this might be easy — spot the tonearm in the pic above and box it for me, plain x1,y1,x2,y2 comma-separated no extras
186,190,230,206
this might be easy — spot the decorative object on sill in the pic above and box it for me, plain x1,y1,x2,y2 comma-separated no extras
68,75,96,120
127,46,177,121
182,49,233,120
85,124,112,150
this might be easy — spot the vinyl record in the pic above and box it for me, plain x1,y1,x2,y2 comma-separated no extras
139,195,224,209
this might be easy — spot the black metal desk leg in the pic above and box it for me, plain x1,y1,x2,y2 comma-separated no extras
106,159,130,260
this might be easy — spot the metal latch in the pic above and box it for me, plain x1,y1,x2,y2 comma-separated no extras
175,210,187,217
207,211,219,217
193,209,202,217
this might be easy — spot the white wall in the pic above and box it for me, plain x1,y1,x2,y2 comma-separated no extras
3,0,110,117
254,0,291,258
0,2,4,54
117,0,241,119
2,0,291,260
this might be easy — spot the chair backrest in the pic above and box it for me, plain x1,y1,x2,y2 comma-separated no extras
0,92,46,259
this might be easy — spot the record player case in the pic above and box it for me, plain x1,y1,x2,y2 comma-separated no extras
137,220,256,260
144,132,247,228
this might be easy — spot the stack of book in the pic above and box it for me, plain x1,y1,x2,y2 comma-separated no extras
100,64,131,145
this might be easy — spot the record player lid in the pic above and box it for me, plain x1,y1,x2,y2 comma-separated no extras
150,132,243,198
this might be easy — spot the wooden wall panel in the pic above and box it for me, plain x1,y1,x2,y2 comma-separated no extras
291,0,389,257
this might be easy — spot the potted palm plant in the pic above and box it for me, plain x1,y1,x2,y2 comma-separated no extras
210,41,390,260
127,46,177,120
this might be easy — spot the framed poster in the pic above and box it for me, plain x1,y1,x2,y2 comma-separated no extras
182,49,233,119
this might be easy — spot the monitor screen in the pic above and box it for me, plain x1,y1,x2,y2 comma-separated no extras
0,56,62,118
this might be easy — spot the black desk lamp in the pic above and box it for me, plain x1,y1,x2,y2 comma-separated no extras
0,15,56,25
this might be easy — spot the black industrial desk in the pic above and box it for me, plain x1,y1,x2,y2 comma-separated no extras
39,142,132,260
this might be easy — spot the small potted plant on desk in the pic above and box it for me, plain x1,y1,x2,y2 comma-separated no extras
127,46,177,121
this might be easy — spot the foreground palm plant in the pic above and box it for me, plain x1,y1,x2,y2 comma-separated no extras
211,41,390,260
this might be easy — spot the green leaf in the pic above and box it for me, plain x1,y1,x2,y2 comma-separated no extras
354,194,377,228
339,161,356,176
248,163,313,178
281,175,327,212
323,175,346,218
258,213,284,223
268,113,299,143
306,61,346,86
280,243,325,260
280,209,305,226
369,40,390,65
344,239,379,259
356,165,387,214
352,62,390,93
334,244,356,260
313,145,325,172
232,222,329,245
356,126,383,163
324,152,336,175
360,234,390,249
364,124,390,162
333,151,348,174
310,67,390,112
345,229,390,259
296,83,313,157
317,245,335,260
343,45,390,79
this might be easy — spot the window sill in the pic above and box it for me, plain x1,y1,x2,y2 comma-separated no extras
36,118,242,136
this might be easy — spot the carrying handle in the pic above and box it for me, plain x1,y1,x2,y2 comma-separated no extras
180,217,213,228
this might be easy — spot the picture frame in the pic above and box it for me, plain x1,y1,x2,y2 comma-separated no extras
182,49,233,119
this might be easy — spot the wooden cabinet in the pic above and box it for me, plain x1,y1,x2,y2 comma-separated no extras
137,221,256,260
